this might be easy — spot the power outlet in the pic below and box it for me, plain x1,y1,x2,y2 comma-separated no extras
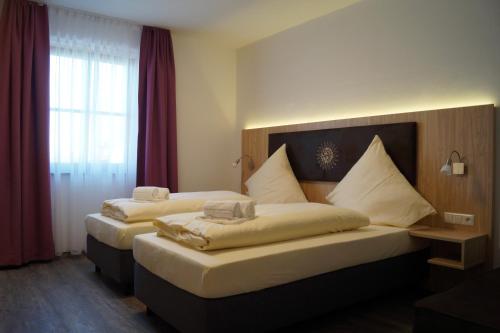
444,212,475,226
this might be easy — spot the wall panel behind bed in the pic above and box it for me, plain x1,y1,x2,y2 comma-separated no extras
241,104,494,260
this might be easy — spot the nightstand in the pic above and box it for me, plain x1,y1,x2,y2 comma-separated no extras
409,227,487,291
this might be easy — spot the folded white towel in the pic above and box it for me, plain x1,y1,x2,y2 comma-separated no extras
238,200,256,219
203,201,240,219
132,187,170,201
202,200,256,221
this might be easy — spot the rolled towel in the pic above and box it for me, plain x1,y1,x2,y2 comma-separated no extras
132,187,170,201
238,200,256,219
203,201,240,220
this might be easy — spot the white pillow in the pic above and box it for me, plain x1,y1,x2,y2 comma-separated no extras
325,135,436,227
245,144,307,204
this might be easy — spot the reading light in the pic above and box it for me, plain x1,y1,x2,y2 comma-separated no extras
440,150,465,176
233,154,254,170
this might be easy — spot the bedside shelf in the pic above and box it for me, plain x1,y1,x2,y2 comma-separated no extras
427,258,464,270
409,227,487,270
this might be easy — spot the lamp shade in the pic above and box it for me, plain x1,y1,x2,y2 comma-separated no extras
232,157,242,168
232,155,254,170
440,159,452,176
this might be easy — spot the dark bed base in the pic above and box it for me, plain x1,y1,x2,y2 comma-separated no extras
135,249,429,333
86,234,135,292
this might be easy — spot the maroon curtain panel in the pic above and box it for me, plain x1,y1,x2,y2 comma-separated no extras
137,26,178,191
0,0,55,266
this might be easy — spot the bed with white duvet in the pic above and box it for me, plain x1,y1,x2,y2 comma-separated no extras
132,133,434,332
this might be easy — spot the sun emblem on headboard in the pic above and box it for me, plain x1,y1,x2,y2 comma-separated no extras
316,141,339,171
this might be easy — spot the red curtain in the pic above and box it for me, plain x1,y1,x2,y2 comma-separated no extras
136,26,178,191
0,0,55,265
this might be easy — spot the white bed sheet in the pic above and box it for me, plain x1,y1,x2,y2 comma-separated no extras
85,214,155,250
133,225,429,298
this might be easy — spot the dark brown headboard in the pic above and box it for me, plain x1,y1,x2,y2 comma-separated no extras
268,122,417,185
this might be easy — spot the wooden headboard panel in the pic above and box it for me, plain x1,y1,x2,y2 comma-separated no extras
241,104,495,239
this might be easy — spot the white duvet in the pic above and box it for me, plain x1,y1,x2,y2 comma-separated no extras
154,203,370,250
101,191,250,223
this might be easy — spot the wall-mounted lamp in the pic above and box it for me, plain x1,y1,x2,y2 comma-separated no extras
233,154,255,170
440,150,465,176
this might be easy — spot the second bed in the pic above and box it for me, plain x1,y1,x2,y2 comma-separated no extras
85,190,251,290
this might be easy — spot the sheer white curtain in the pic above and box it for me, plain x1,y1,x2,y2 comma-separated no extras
48,7,141,254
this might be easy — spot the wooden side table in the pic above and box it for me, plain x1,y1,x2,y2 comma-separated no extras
409,227,487,291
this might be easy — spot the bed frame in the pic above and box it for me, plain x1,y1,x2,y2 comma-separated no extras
133,121,426,331
135,249,429,333
86,235,134,292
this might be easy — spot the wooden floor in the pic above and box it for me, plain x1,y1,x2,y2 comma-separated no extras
0,256,426,333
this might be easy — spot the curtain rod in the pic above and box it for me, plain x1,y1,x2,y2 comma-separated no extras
29,1,171,31
44,2,146,28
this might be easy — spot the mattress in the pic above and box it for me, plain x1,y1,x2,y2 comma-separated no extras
133,225,429,298
85,214,156,250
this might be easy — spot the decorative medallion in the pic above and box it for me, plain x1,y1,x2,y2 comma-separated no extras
316,141,339,171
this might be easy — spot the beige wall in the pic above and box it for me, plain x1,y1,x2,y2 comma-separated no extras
173,32,240,192
237,0,500,266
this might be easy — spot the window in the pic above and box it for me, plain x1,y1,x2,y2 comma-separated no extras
48,6,141,255
50,52,132,166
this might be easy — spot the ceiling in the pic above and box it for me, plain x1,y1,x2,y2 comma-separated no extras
46,0,361,48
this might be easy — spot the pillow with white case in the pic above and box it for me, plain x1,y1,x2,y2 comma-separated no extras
326,135,436,227
245,144,307,204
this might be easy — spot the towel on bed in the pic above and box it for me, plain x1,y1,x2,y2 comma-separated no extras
101,191,251,223
203,201,241,219
237,200,256,218
203,200,256,220
154,202,369,250
132,186,169,201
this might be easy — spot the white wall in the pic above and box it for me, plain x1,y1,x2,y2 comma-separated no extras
236,0,500,266
173,32,240,192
